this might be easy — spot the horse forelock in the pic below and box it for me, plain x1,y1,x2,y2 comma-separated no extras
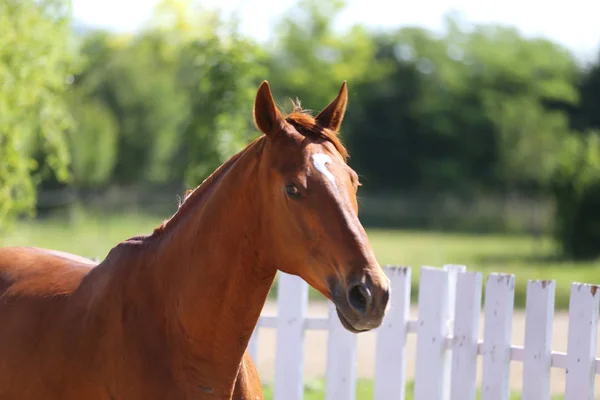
283,100,348,162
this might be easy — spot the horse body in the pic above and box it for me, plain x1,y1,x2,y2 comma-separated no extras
0,138,272,399
0,81,390,399
1,244,266,400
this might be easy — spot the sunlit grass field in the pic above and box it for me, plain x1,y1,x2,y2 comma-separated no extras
260,379,556,400
3,208,599,310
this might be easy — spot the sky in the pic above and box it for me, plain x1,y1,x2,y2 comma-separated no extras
72,0,600,62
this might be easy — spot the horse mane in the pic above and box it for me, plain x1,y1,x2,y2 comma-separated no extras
149,136,266,237
136,99,348,241
283,100,349,162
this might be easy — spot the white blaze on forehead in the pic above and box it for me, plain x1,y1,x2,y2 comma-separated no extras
311,153,336,186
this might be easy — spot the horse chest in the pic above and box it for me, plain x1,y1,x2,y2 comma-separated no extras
231,351,263,400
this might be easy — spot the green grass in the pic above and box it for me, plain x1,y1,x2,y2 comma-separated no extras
261,379,375,400
366,229,600,310
3,209,600,310
261,379,562,399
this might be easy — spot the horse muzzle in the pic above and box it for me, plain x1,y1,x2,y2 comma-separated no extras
329,273,390,333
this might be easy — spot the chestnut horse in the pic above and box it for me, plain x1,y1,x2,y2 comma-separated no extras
0,81,390,399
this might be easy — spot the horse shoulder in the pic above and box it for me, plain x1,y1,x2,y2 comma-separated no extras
232,350,263,400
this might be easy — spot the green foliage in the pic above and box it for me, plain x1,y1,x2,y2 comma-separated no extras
486,97,572,188
73,32,189,184
266,0,380,110
3,0,600,254
0,0,77,229
571,53,600,131
67,0,266,189
549,131,600,259
175,34,267,185
343,14,580,194
66,95,118,188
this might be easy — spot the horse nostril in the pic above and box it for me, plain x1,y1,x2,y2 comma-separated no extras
347,283,372,314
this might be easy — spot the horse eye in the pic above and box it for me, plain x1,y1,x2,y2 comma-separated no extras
285,184,301,199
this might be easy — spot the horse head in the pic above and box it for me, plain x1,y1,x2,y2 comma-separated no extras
253,81,390,332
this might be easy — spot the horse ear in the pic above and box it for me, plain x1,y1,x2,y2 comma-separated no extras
315,81,348,132
254,80,286,138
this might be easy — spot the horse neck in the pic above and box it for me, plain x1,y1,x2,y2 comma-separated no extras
151,137,277,392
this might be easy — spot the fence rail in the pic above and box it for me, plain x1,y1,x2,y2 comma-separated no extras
249,265,600,400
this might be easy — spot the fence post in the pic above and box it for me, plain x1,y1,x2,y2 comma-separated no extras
273,272,308,400
564,283,600,400
481,273,515,400
374,265,412,400
450,271,483,400
324,299,358,400
442,264,466,400
414,266,452,400
522,280,555,400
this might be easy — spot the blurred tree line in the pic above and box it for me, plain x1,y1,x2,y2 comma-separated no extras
2,0,600,258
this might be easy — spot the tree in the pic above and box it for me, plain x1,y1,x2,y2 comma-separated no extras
174,34,267,185
549,131,600,259
65,0,267,189
570,54,600,132
266,0,379,111
85,33,189,184
342,13,580,195
463,21,580,190
66,95,119,190
0,0,77,231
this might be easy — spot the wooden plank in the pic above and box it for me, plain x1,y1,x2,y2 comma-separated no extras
273,272,308,400
481,273,515,400
564,282,600,400
325,301,357,400
522,280,555,400
373,266,412,400
442,264,466,400
450,271,483,400
414,266,451,400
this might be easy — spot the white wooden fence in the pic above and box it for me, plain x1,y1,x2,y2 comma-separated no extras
248,265,600,400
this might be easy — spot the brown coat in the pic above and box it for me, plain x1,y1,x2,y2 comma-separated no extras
0,81,390,399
